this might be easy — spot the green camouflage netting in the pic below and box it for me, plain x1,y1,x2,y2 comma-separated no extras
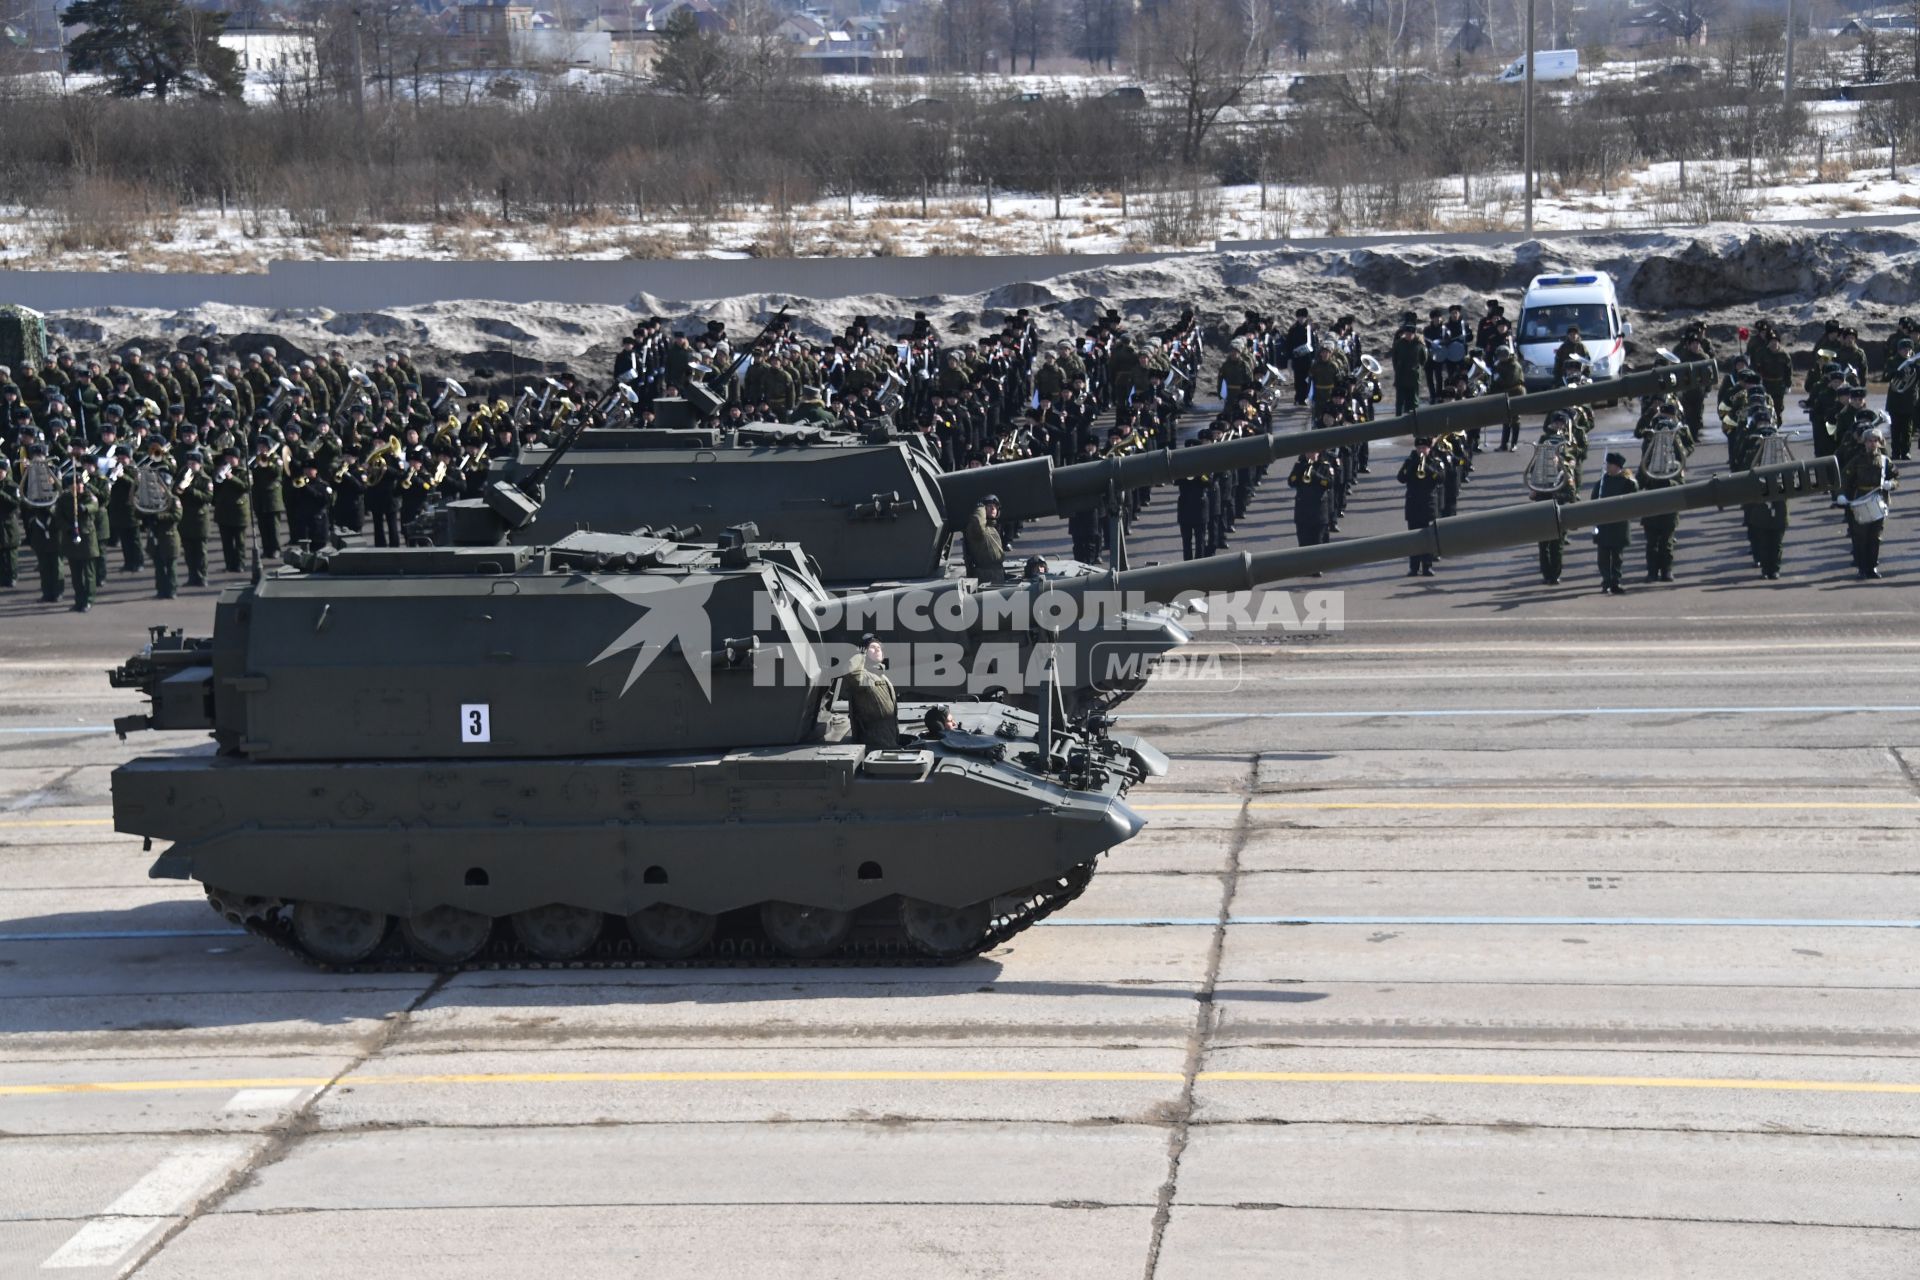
0,304,48,373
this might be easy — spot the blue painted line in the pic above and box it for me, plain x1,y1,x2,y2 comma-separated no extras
0,726,116,735
1119,705,1920,720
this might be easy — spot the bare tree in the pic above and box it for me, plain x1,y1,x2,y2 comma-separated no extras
1066,0,1125,70
1135,0,1260,163
939,0,1001,71
728,0,796,98
1004,0,1053,72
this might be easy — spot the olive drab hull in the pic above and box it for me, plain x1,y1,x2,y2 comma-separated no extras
106,530,1166,969
116,720,1151,967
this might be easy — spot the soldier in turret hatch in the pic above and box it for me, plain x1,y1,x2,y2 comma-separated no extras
964,495,1006,584
846,634,900,750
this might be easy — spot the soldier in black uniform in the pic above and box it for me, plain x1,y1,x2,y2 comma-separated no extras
1886,335,1919,461
1842,431,1898,578
396,453,438,533
1288,449,1336,553
105,439,141,573
1397,437,1445,577
1283,309,1314,406
1592,452,1638,594
1176,442,1213,560
287,458,334,552
333,446,369,533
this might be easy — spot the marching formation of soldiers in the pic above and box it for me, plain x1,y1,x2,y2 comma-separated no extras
0,342,505,608
0,300,1908,610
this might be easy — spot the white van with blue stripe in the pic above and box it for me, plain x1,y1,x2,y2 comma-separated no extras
1516,273,1630,389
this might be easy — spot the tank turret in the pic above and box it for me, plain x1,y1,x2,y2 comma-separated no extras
109,455,1831,974
480,361,1716,583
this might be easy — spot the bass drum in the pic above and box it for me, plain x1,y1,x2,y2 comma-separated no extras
1443,340,1467,365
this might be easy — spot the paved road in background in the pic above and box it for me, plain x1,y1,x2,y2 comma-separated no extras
2,405,1916,1278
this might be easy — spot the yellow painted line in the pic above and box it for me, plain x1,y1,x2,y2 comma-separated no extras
1136,801,1920,811
0,1076,332,1097
346,1069,1184,1087
5,1069,1920,1099
1201,1072,1920,1094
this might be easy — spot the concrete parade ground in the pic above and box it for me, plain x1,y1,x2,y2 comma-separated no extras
1,404,1916,1278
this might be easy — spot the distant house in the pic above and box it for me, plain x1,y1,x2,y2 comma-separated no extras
218,29,317,76
1840,14,1920,36
609,27,665,74
638,0,728,33
457,0,534,64
774,13,826,44
1448,20,1489,54
1619,4,1709,48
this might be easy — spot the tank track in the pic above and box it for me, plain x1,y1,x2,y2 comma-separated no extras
207,861,1098,974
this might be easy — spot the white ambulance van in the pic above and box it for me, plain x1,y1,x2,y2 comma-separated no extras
1516,272,1629,389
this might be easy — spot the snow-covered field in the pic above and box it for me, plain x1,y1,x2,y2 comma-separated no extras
2,155,1917,273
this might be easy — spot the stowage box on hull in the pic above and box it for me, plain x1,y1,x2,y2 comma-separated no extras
115,744,1144,921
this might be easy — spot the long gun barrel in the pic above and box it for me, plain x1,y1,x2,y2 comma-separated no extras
715,305,791,392
934,361,1718,526
1053,458,1836,605
518,414,593,495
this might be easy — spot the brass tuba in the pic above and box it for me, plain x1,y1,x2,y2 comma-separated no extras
22,456,58,509
1524,431,1574,497
1639,416,1686,481
364,434,401,487
133,460,172,516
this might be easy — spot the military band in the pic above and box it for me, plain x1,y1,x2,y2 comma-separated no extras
0,305,1906,611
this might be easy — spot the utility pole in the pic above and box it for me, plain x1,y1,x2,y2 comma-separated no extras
350,6,368,123
1783,0,1796,106
1523,0,1536,234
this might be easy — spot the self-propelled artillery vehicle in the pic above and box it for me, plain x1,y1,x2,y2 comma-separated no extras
108,454,1834,971
485,362,1722,583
